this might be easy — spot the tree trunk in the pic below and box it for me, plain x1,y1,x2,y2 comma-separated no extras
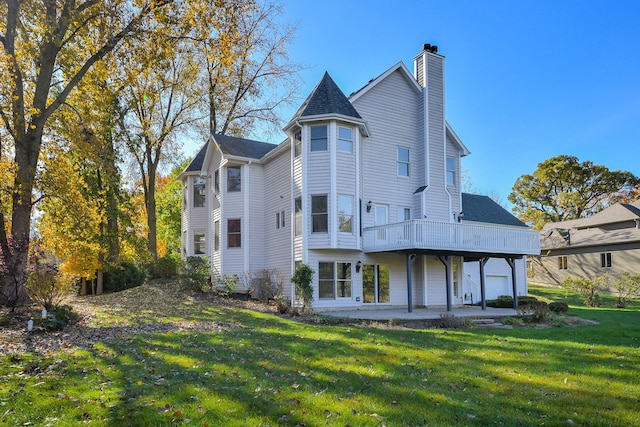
1,130,41,307
146,149,158,260
96,268,103,295
80,276,87,296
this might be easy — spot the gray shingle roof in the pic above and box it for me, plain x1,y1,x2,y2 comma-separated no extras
213,133,277,159
292,72,362,120
541,227,640,250
182,134,277,175
183,141,209,173
462,193,527,227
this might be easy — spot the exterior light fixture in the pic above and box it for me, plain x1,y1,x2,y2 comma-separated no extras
366,201,372,213
356,260,362,273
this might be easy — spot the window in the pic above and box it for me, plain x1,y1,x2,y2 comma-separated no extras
214,220,220,251
446,156,456,186
318,261,352,299
214,169,220,196
336,262,352,298
318,262,334,299
294,131,302,157
397,147,410,177
398,207,411,221
338,195,353,233
227,219,241,248
194,230,205,255
600,252,612,268
276,210,285,229
182,185,187,210
310,125,327,151
227,166,241,192
295,197,302,236
338,126,353,153
311,195,328,233
193,177,206,207
362,265,390,304
558,256,568,270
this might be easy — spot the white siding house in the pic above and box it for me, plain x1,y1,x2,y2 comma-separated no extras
180,44,539,312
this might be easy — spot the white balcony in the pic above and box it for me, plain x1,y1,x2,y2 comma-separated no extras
362,220,540,256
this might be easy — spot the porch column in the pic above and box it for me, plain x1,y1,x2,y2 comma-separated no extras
479,257,489,310
437,255,452,312
406,253,417,313
506,257,518,308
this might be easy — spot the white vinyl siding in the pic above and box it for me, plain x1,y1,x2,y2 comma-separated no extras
352,69,423,231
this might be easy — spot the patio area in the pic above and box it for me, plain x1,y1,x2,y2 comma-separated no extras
318,305,518,322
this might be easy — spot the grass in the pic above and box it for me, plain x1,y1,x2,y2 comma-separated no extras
1,282,639,426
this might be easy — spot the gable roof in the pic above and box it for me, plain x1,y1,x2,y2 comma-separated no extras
540,199,640,250
349,61,422,102
181,141,209,176
462,193,528,227
212,133,277,159
574,202,640,229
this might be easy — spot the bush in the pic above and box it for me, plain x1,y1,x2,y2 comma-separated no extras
250,269,283,302
614,272,640,308
215,274,237,297
517,301,551,323
561,275,607,307
548,301,569,313
103,262,146,293
502,316,524,326
40,304,78,331
291,264,314,313
180,256,210,292
26,248,76,310
486,295,538,308
149,253,181,279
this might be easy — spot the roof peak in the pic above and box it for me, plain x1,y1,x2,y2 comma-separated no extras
290,71,362,121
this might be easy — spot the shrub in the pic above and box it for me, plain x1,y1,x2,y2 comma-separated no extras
291,263,314,313
274,294,289,314
26,248,76,310
103,262,146,293
548,301,569,313
180,256,210,292
614,272,640,308
561,275,607,307
486,295,537,308
216,274,237,297
251,269,283,302
40,304,78,331
517,301,551,323
502,316,524,326
150,253,181,279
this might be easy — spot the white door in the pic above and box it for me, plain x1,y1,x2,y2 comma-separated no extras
375,204,388,242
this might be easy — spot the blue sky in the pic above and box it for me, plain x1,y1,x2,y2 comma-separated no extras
187,0,640,205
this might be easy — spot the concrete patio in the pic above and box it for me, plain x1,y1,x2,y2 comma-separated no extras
318,305,518,321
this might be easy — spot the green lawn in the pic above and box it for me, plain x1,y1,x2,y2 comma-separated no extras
1,282,639,426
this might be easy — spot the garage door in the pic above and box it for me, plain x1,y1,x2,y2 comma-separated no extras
486,275,510,300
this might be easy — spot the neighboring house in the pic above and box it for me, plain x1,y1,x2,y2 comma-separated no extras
531,200,640,286
179,44,539,312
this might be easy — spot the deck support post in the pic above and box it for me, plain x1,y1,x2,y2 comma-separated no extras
437,255,452,312
406,253,417,313
479,257,489,310
506,257,518,308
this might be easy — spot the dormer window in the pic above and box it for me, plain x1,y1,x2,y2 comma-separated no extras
338,126,353,153
310,125,328,151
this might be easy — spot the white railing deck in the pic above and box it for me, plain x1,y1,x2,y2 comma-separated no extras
362,220,540,255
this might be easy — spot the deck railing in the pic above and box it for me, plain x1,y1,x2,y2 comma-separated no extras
362,220,540,255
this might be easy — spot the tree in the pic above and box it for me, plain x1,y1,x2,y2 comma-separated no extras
156,160,190,255
0,0,172,307
508,155,639,229
196,0,302,138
